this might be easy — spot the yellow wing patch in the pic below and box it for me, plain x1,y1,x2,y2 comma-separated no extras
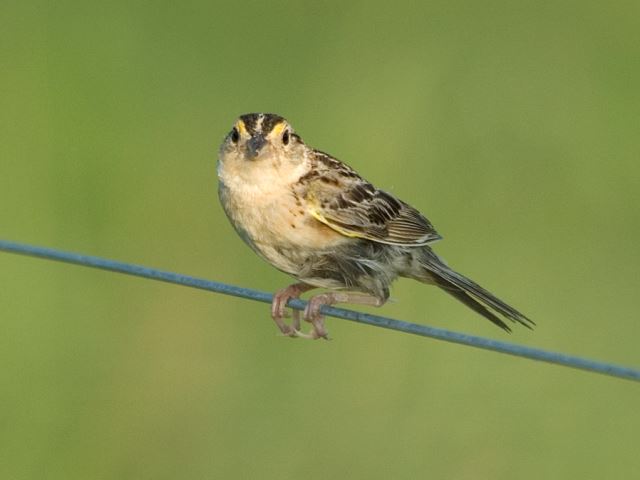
306,195,362,239
308,207,362,238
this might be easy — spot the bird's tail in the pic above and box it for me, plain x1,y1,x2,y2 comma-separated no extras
411,248,534,332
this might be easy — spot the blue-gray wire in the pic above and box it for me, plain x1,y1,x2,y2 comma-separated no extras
0,238,638,383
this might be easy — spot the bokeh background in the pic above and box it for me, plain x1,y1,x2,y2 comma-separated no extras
1,1,639,478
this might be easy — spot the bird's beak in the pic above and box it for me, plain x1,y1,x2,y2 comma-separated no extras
246,134,267,159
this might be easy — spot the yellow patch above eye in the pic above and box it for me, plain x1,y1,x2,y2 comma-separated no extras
235,120,248,135
270,122,286,138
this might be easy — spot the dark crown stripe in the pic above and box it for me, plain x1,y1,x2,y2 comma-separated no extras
238,113,261,135
239,113,285,136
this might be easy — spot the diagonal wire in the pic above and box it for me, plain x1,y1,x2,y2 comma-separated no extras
1,238,639,383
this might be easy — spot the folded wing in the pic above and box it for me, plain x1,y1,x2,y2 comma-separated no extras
305,175,441,246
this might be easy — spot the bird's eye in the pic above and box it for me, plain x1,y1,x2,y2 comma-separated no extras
282,130,290,145
231,128,239,144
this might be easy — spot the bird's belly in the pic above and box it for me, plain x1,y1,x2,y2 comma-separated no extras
219,181,346,275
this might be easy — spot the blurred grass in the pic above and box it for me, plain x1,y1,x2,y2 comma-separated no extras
1,0,639,478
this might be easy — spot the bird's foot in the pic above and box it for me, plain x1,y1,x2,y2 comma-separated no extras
302,292,386,340
273,287,385,340
271,283,314,337
302,293,334,340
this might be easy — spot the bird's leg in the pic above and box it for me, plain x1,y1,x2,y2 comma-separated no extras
271,283,315,337
302,292,386,340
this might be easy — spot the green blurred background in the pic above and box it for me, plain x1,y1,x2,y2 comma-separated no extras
1,1,639,478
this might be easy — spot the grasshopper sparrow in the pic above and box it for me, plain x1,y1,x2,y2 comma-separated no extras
217,113,533,339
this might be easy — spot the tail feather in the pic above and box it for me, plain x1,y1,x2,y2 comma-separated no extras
431,275,514,332
417,249,535,332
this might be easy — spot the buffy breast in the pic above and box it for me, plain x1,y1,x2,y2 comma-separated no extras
219,179,346,275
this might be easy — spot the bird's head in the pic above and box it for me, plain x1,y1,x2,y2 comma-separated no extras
220,113,305,163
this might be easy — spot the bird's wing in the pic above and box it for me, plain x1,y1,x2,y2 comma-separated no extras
300,157,441,246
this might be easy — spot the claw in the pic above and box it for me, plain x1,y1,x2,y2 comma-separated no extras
293,329,315,339
291,329,330,340
276,329,298,338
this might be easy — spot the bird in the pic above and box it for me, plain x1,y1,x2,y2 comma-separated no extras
217,113,534,339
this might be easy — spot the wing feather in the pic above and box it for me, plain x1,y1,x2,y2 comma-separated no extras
301,154,441,246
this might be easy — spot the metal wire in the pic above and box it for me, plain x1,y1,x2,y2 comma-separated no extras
1,238,639,383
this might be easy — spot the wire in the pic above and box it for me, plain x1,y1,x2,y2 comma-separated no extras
1,238,639,383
